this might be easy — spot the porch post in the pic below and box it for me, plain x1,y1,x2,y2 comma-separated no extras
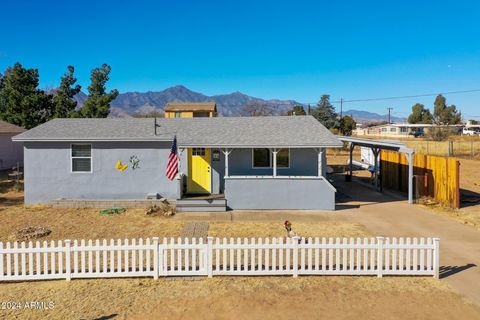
222,149,232,177
317,148,324,177
272,148,278,177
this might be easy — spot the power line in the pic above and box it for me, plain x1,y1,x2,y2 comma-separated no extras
303,88,480,105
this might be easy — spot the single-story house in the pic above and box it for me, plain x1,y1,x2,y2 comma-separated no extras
12,116,342,210
0,120,26,170
353,123,463,137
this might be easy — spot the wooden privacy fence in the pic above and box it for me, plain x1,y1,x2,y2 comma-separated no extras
381,151,460,208
0,236,440,281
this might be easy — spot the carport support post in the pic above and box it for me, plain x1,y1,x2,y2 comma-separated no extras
348,143,355,181
371,148,380,190
406,151,414,204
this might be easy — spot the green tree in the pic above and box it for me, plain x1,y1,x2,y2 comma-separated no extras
52,66,81,118
78,64,118,118
408,103,433,124
287,105,306,116
312,94,337,128
0,63,53,129
338,115,356,136
432,94,461,125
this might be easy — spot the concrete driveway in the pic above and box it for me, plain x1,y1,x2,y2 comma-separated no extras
174,178,480,306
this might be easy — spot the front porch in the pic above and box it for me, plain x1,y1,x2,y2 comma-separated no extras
177,146,337,211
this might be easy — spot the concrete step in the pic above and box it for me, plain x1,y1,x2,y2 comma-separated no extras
176,198,227,212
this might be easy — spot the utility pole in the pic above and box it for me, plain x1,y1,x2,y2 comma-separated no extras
387,107,393,124
340,98,343,118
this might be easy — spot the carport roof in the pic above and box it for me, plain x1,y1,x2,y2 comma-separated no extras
339,136,413,153
13,116,343,148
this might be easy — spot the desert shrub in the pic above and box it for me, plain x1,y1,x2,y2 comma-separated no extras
426,127,452,141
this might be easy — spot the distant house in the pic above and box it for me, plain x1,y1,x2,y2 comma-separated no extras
353,123,463,137
0,120,25,170
164,102,217,118
13,116,342,210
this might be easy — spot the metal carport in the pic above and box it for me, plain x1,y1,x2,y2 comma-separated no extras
338,136,415,204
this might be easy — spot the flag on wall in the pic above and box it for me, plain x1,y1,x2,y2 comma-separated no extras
166,135,178,180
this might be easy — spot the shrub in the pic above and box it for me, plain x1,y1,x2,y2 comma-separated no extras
426,127,452,141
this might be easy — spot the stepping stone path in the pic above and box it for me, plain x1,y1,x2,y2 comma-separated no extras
180,222,209,239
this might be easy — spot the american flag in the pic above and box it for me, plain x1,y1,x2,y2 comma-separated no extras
166,135,178,180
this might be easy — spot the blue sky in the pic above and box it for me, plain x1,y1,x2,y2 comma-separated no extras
1,0,480,118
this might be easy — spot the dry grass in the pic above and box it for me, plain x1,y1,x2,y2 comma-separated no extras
209,221,371,238
1,276,479,320
1,178,480,319
0,204,185,243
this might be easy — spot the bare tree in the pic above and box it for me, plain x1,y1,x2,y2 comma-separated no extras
240,101,276,116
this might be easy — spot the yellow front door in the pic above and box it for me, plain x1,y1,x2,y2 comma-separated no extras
187,148,211,193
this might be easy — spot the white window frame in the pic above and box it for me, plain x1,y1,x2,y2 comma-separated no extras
71,143,92,173
251,148,290,169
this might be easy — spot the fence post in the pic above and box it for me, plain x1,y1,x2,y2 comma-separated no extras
152,237,159,280
292,236,299,277
376,237,384,278
65,240,71,281
433,238,440,279
207,237,214,278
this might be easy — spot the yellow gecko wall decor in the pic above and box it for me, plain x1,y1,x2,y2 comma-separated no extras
115,160,128,172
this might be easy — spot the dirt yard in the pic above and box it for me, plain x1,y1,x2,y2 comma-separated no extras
2,276,480,320
1,175,480,319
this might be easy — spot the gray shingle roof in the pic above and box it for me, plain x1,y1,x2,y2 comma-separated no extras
12,116,342,148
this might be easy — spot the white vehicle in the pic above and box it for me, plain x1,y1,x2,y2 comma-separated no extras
463,128,480,136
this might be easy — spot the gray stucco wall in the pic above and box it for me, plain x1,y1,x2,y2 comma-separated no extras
24,141,180,204
224,176,336,210
0,134,23,170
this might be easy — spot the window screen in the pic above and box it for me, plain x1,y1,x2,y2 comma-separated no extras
72,144,92,172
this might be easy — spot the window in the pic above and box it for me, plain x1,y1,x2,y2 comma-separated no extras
253,148,270,168
71,144,92,172
192,148,206,156
276,149,290,168
252,148,290,168
193,112,210,117
381,128,387,132
400,127,408,133
390,128,397,132
174,112,181,118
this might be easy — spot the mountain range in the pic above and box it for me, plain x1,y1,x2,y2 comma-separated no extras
74,85,300,118
74,85,406,123
342,109,406,124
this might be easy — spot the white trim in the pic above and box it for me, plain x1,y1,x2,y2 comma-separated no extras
70,143,92,173
12,138,343,149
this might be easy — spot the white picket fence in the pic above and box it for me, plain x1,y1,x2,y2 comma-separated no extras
0,236,440,282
